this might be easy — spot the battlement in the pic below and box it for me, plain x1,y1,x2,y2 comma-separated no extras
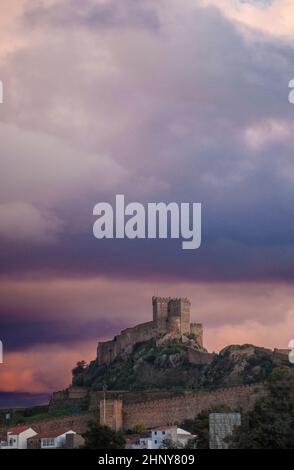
97,296,203,366
152,296,191,304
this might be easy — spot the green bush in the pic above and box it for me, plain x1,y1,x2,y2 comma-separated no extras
82,422,125,449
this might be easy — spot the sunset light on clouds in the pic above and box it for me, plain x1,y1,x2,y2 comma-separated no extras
0,0,294,405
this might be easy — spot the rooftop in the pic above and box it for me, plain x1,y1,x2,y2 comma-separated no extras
152,425,192,435
28,429,75,440
7,426,34,435
152,425,177,431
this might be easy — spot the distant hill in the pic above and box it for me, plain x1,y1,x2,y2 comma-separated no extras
0,392,51,409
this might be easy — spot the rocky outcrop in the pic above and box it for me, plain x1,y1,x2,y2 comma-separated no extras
202,344,278,388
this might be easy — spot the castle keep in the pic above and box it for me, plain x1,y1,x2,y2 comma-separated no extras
97,297,203,365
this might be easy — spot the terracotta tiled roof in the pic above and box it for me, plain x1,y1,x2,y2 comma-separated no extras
7,426,34,435
29,429,75,440
152,425,177,431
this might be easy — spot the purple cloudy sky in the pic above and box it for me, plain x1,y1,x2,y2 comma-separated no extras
0,0,294,402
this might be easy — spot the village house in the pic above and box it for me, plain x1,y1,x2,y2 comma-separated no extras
27,429,76,449
129,425,195,449
0,426,37,449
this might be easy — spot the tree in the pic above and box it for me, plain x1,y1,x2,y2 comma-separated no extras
227,368,294,449
182,405,231,449
82,422,126,449
182,411,209,449
72,361,87,375
131,424,146,434
160,438,184,449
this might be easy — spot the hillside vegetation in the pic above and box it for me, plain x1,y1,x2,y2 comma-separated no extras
72,339,291,392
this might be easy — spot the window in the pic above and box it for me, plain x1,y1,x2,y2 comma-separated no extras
154,440,157,444
42,438,55,447
154,431,157,435
162,431,165,435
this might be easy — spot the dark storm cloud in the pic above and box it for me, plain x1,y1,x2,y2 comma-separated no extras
0,315,121,352
1,182,294,283
0,0,294,335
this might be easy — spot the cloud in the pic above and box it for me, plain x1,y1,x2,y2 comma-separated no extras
23,0,161,32
0,0,28,61
0,123,127,207
201,0,294,41
0,276,293,393
0,276,293,350
0,202,63,244
244,118,293,150
206,309,294,352
0,341,95,393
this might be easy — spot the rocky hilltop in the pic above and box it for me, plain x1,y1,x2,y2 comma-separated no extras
73,333,208,391
204,344,282,388
71,338,290,393
50,296,293,412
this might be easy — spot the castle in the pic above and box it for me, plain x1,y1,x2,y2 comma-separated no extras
48,297,277,432
97,297,203,365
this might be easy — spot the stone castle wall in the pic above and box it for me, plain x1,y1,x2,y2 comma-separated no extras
187,348,213,365
97,319,167,365
122,384,265,430
190,323,203,347
115,384,265,430
50,387,89,411
4,384,266,439
1,385,266,440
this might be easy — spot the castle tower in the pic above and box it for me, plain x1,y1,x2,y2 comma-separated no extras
152,296,169,322
167,298,191,335
100,399,123,431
